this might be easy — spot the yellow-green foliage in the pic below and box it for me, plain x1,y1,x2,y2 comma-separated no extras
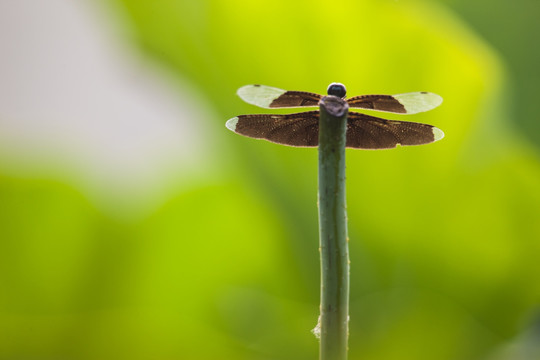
1,1,539,359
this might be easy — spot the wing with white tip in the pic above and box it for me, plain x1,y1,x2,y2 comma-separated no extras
237,85,322,109
346,112,444,149
346,92,443,114
226,111,320,147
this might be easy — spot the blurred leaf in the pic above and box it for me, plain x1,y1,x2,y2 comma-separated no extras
1,0,540,359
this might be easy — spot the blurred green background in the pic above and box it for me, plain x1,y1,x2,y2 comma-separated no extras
1,0,539,359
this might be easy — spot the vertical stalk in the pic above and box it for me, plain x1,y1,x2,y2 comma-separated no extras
318,96,350,360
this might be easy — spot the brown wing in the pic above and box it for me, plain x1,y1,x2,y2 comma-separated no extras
226,111,320,147
268,91,322,108
237,85,322,108
346,95,407,113
346,92,443,114
346,112,444,149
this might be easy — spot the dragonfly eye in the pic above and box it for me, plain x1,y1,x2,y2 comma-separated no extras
327,83,347,98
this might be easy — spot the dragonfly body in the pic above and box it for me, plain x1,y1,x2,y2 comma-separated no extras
226,83,444,149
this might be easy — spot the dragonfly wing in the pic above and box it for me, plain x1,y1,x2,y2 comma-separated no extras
346,112,444,149
347,92,443,114
238,85,322,108
226,111,320,147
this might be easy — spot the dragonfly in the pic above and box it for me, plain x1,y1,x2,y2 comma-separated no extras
225,83,444,149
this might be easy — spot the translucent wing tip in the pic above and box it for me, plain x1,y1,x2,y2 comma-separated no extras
424,92,443,109
237,84,287,108
394,92,443,114
225,117,239,132
432,126,445,142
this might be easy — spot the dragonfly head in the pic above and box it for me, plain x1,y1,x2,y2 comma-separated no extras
327,83,347,98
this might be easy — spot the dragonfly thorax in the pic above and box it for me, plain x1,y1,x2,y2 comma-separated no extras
327,83,346,98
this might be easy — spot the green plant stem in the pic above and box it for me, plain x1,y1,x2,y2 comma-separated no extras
318,96,350,360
